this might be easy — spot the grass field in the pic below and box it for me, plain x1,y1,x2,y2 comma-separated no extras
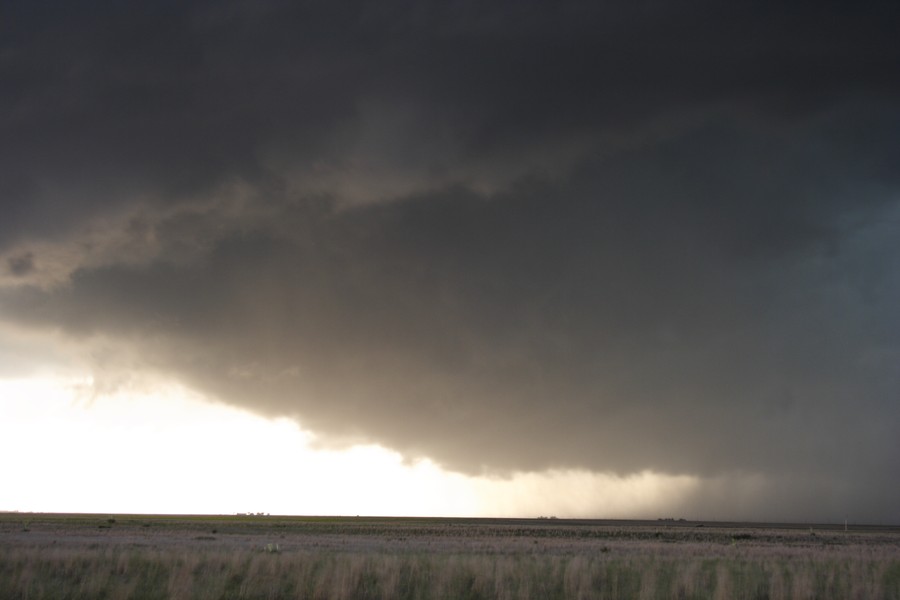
1,513,898,599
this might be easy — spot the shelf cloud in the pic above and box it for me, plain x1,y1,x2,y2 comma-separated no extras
3,0,899,521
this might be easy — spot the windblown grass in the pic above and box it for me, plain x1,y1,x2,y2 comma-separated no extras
1,515,898,599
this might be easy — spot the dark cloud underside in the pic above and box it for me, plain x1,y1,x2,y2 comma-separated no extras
2,0,899,521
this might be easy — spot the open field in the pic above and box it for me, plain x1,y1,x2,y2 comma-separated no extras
2,513,899,599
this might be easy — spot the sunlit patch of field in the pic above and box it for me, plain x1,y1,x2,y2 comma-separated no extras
1,514,898,599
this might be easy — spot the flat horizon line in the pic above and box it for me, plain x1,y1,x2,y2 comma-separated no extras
3,511,898,531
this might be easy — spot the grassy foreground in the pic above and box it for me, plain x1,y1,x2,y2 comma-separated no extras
1,514,898,599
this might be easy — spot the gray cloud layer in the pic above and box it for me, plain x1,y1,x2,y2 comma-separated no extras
2,0,899,521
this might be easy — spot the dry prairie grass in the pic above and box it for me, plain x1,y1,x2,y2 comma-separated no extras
1,515,898,599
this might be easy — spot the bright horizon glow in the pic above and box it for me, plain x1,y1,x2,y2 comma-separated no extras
0,375,700,518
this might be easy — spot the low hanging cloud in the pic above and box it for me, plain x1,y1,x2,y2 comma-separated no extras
2,0,900,521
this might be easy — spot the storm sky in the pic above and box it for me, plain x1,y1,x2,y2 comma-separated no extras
2,0,899,522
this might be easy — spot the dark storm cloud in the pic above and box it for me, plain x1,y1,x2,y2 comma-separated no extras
7,252,35,276
4,0,898,241
2,0,900,520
